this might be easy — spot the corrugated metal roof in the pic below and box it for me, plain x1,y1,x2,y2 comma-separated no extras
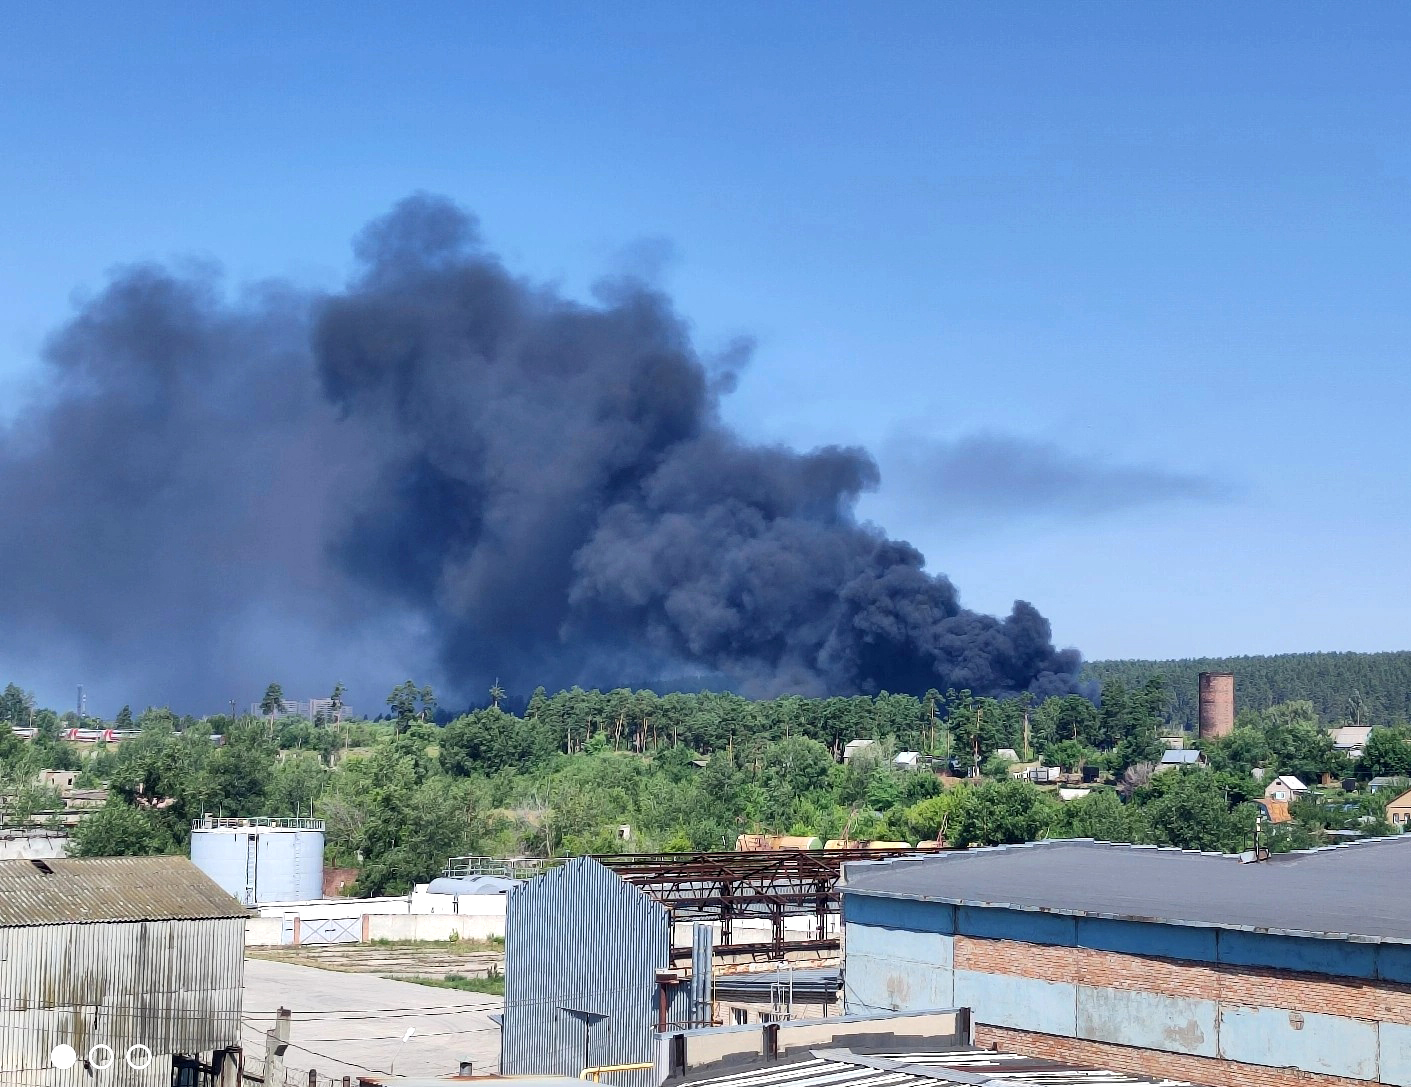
842,836,1411,943
681,1048,1198,1087
0,855,248,925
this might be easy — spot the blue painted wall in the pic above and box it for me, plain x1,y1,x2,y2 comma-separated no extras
842,888,1411,1085
1217,1004,1379,1081
842,889,1405,981
1381,1021,1411,1087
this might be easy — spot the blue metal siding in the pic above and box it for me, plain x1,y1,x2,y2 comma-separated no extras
1216,928,1378,979
502,857,668,1087
1380,944,1411,985
957,906,1075,946
846,887,1406,981
843,892,954,933
1076,917,1216,962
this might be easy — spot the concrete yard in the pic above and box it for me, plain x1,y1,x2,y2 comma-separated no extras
242,957,502,1082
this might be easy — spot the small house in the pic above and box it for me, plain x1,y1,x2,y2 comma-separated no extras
1264,775,1309,803
843,739,876,763
1386,788,1411,828
36,769,80,790
1156,749,1205,773
1253,798,1292,824
1370,776,1409,794
1330,725,1373,758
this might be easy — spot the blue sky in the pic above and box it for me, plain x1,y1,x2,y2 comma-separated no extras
1,2,1407,697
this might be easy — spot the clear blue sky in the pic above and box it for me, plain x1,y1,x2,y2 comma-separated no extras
1,2,1407,696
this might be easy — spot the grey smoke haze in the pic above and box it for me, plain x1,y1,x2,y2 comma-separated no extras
0,195,1083,711
881,432,1229,522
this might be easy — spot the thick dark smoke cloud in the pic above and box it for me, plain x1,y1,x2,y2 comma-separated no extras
0,195,1082,711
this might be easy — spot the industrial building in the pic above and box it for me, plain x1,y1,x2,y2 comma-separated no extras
500,857,695,1087
500,849,936,1084
841,837,1411,1087
189,816,325,905
0,855,248,1087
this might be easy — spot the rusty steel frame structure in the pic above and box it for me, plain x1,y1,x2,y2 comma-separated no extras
595,848,945,964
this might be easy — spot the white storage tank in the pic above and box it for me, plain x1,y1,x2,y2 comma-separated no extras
190,816,325,905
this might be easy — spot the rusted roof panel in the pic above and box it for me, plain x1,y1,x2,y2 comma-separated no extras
0,855,248,925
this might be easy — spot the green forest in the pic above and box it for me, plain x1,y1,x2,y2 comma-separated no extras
1084,650,1411,730
4,657,1410,896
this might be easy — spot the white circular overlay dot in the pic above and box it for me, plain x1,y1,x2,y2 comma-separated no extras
88,1044,114,1070
50,1044,78,1070
125,1044,153,1070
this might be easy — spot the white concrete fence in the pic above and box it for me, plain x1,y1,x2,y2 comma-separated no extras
245,889,507,946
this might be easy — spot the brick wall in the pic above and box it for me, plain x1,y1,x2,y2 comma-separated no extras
954,935,1411,1025
976,1024,1368,1087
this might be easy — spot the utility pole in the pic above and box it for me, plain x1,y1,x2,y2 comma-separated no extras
262,1008,291,1087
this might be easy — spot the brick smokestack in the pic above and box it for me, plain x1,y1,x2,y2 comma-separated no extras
1198,671,1235,739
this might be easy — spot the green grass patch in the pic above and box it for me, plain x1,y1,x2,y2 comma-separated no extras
367,935,504,951
400,972,505,995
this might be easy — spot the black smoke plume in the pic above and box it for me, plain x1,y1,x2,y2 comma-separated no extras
0,195,1081,710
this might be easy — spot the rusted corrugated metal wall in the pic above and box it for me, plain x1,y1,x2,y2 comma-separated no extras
501,857,687,1087
0,917,244,1087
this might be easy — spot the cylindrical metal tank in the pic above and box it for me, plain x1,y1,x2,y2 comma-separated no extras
190,818,325,905
1198,672,1235,740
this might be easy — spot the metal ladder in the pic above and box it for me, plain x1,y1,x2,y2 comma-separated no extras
244,834,258,905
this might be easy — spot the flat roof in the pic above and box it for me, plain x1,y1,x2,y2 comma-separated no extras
843,837,1411,944
0,856,248,925
679,1046,1198,1087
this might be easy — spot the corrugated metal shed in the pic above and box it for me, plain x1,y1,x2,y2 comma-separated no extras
501,857,688,1087
0,856,248,925
0,858,246,1087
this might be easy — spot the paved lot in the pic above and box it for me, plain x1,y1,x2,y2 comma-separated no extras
242,958,502,1082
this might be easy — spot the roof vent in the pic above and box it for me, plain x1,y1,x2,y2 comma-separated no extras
29,858,55,874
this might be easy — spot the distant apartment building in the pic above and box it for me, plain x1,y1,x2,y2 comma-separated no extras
249,697,351,721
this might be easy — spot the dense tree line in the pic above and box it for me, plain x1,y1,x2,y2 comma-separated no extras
4,672,1408,896
1084,651,1411,731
